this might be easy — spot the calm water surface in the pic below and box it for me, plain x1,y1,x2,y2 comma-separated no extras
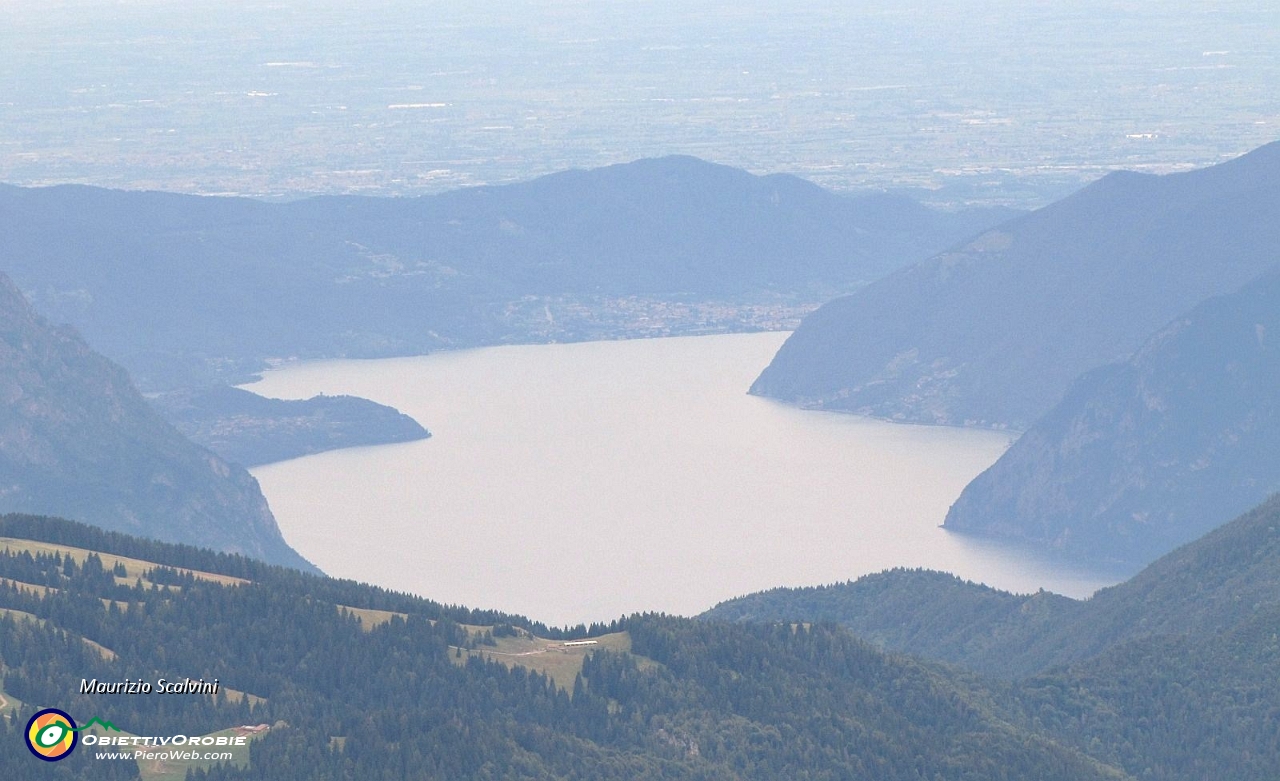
247,332,1122,626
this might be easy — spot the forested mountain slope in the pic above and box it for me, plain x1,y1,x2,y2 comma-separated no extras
707,495,1280,779
752,141,1280,428
14,502,1280,780
0,514,1122,781
945,269,1280,563
708,495,1280,677
0,157,1014,389
0,276,312,570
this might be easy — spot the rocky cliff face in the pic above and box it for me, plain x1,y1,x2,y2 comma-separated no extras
944,270,1280,565
0,273,314,570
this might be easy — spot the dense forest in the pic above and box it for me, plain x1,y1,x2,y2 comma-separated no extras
9,502,1280,779
708,495,1280,778
1,513,1118,780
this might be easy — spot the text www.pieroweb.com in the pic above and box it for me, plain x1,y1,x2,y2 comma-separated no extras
96,749,235,762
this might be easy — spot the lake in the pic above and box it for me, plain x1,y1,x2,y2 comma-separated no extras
246,332,1122,626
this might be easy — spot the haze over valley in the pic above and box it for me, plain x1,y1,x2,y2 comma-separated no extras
4,1,1277,206
3,2,1280,778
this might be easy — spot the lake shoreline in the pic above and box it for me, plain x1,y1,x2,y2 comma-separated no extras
247,333,1119,626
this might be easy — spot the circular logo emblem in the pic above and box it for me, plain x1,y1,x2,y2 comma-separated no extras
25,708,78,761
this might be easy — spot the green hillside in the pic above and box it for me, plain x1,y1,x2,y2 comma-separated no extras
706,495,1280,779
0,513,1121,781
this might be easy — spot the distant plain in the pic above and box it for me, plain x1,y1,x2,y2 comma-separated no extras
5,0,1278,207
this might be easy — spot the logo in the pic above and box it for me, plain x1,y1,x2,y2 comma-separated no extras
25,708,79,761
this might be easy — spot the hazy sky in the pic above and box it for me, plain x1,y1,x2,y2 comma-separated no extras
2,1,1277,203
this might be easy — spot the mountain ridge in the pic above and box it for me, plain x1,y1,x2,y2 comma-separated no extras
0,156,1016,390
0,274,313,571
706,493,1280,678
751,140,1280,429
944,268,1280,564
